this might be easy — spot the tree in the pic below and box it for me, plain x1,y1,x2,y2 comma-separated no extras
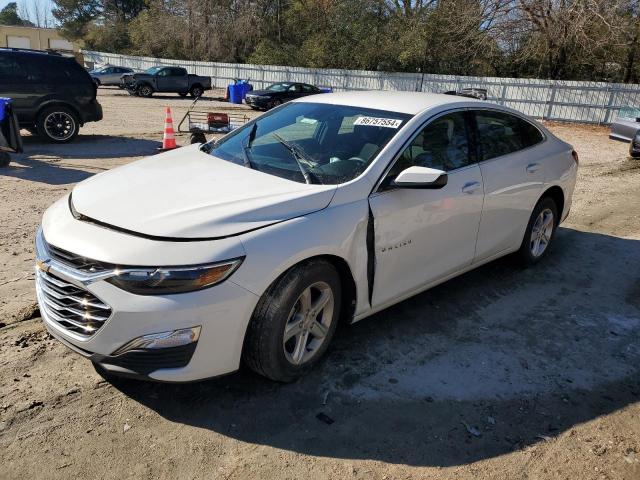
0,2,34,25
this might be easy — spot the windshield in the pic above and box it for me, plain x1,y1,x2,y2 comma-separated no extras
92,67,108,74
203,102,411,184
266,83,291,92
145,67,162,75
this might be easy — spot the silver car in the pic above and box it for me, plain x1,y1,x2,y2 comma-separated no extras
609,106,640,142
90,66,134,87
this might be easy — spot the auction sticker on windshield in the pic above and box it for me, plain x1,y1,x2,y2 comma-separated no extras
354,116,403,128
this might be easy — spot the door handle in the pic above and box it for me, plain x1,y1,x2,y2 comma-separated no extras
526,163,540,173
461,181,481,194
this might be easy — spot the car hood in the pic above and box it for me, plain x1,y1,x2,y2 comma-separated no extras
247,89,277,97
71,144,337,239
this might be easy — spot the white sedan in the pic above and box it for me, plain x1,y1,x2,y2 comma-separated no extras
35,91,578,382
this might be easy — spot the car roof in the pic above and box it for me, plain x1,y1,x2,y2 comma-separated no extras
293,90,483,115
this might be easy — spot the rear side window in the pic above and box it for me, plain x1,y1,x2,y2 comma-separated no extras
0,54,28,83
23,56,89,84
475,111,544,161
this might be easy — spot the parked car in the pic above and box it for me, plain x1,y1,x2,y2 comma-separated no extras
121,66,211,98
0,48,103,143
245,82,322,110
35,91,577,383
609,106,640,142
90,65,134,87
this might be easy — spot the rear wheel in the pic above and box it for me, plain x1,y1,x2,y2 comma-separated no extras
243,260,341,382
517,197,558,265
190,85,204,98
36,106,79,143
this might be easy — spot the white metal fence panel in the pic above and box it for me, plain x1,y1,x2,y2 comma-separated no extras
83,50,640,124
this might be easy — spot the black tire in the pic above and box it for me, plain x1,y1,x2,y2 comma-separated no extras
190,132,206,144
517,197,559,266
189,85,204,98
36,106,80,143
269,99,282,110
138,84,154,97
93,78,101,87
178,92,188,98
243,260,342,382
0,152,10,167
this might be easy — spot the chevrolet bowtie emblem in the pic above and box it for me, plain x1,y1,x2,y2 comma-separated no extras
36,259,51,273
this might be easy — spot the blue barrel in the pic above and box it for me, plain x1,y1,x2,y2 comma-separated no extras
228,84,242,104
240,83,253,100
0,97,11,123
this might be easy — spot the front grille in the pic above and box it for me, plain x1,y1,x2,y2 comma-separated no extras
36,269,112,337
47,243,113,273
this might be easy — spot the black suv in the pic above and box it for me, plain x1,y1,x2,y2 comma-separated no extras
0,48,103,143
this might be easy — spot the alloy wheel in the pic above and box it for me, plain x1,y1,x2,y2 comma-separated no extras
283,281,334,366
530,208,554,257
44,112,76,142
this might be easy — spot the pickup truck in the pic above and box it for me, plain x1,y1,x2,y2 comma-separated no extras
121,66,212,98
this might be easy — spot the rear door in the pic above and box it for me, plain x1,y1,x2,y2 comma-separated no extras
472,109,547,261
0,53,34,123
369,110,484,307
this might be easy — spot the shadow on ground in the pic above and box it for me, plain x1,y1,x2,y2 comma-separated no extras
0,135,160,185
110,228,640,467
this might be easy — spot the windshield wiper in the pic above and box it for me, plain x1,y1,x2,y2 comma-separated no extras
271,133,321,184
242,123,258,169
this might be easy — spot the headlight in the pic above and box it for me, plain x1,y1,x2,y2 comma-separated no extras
106,258,243,295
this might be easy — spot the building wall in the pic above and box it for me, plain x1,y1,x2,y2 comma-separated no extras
0,25,79,52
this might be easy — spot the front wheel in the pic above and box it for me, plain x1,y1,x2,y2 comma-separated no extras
190,132,206,144
138,84,153,97
36,106,79,143
243,260,341,382
0,152,10,167
517,197,559,265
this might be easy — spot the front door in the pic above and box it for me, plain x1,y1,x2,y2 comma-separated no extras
369,111,484,307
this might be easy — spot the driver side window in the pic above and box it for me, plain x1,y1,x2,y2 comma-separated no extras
387,112,471,180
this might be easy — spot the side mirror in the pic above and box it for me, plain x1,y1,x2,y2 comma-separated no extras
392,166,447,189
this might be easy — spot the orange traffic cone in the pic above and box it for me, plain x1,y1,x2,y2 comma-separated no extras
158,107,177,151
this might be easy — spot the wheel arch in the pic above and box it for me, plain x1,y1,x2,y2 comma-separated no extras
36,101,82,126
252,253,358,326
540,185,565,224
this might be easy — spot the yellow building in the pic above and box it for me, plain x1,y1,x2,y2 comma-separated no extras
0,25,79,52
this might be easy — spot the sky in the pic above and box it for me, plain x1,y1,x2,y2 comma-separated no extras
1,0,56,27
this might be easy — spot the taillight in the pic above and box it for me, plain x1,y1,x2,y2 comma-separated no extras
571,150,579,166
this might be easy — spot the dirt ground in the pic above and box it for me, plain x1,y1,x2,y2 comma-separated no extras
0,88,639,480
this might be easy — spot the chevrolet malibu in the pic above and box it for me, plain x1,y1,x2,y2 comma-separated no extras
35,91,578,382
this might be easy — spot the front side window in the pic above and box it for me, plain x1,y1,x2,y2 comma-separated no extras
475,110,544,161
386,111,471,181
267,83,290,92
204,102,411,185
